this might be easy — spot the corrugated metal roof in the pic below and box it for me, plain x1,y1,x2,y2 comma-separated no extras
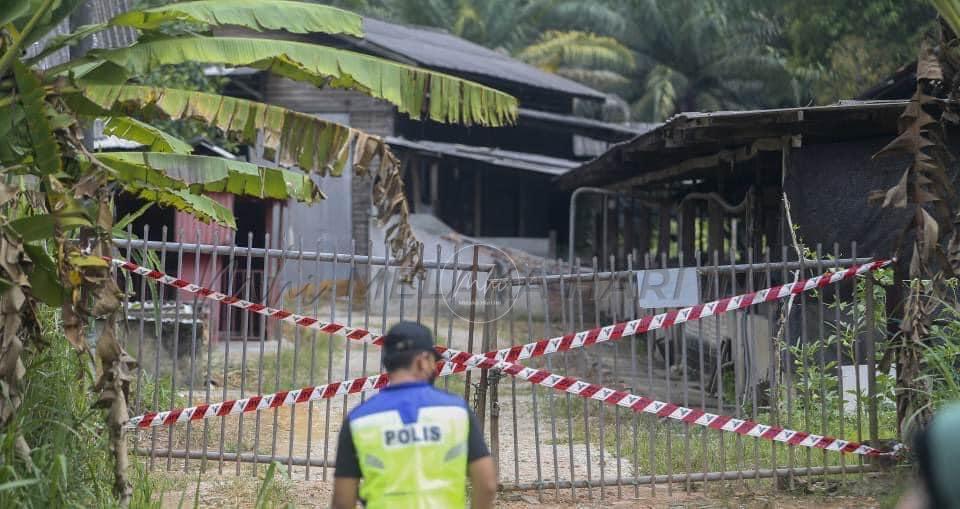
360,18,606,100
386,137,580,176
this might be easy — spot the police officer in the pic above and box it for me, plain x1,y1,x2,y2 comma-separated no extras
331,321,497,509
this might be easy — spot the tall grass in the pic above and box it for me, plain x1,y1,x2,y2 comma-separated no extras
0,307,116,508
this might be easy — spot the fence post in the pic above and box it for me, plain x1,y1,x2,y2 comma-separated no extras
865,275,879,447
464,245,480,407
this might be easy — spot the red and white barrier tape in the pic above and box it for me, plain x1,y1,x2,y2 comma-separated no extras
126,342,890,457
105,257,892,375
114,256,895,456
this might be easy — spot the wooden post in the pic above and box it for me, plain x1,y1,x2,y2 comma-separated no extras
681,200,695,264
658,202,671,260
637,204,650,261
408,157,422,213
473,170,483,236
429,161,439,210
625,198,635,260
709,199,723,260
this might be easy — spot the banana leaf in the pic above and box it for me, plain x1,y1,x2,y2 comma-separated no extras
111,0,362,37
97,151,324,203
13,61,61,175
119,184,236,228
87,37,517,126
102,117,193,154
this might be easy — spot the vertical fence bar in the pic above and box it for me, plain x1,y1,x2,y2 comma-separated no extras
269,235,288,467
697,251,708,490
134,224,149,417
559,261,576,501
765,248,778,488
360,239,374,405
235,232,254,475
322,243,339,480
184,228,202,472
783,244,795,489
217,236,237,474
464,246,480,405
166,232,185,471
252,232,271,476
508,263,520,488
149,226,168,471
627,253,640,499
304,239,322,480
680,248,691,493
201,228,223,474
865,269,879,447
611,254,623,499
575,258,593,500
800,253,812,477
645,253,657,497
747,250,759,482
713,250,724,486
834,243,846,483
728,246,742,485
816,244,828,480
443,248,458,393
661,252,673,495
524,272,544,502
540,266,560,500
344,241,358,427
592,257,605,500
287,239,307,477
852,242,864,478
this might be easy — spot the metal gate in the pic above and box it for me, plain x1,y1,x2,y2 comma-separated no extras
117,230,891,500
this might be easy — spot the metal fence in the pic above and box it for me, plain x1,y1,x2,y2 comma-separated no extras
116,230,891,500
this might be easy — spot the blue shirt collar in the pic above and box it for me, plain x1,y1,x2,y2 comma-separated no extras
382,380,430,392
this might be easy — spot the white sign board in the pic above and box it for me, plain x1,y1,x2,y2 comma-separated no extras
635,267,700,308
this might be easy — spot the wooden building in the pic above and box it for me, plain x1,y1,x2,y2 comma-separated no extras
214,17,639,258
556,100,917,265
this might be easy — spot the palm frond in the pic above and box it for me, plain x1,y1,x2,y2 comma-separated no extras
518,31,636,73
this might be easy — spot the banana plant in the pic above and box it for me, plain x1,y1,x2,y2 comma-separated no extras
0,1,517,504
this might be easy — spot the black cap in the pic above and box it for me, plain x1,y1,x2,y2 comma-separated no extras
382,321,441,362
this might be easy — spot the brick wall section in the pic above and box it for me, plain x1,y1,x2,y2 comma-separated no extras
264,76,397,255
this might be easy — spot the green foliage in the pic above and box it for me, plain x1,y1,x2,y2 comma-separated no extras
0,307,116,509
102,117,193,154
12,62,61,175
97,152,325,204
518,30,635,90
87,36,516,126
736,0,934,103
113,0,363,36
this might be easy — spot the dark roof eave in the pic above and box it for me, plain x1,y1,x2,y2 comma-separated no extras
555,100,913,190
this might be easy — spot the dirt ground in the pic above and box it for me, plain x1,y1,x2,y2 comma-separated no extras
152,470,895,509
138,298,906,509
